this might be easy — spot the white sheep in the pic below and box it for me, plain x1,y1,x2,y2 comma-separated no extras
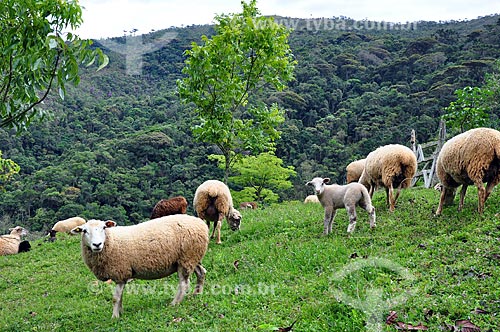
49,216,86,240
304,195,320,203
71,215,209,318
359,144,417,212
436,127,500,215
193,180,242,244
0,226,28,256
346,158,366,183
306,177,376,234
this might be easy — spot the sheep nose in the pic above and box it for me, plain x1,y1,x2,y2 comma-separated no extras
92,242,102,248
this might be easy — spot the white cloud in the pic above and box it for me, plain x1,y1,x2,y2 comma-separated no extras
75,0,500,39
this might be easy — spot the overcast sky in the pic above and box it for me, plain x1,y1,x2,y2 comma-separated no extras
75,0,500,39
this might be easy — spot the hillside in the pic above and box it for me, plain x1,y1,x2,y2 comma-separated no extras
0,15,500,231
1,188,499,331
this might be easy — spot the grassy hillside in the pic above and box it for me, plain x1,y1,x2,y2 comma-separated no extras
0,187,499,331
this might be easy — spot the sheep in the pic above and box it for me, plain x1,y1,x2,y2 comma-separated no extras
304,195,320,203
71,215,209,318
0,226,28,256
150,196,188,219
436,127,500,215
48,216,86,240
346,158,366,183
359,144,417,212
193,180,242,244
239,201,258,209
306,177,376,234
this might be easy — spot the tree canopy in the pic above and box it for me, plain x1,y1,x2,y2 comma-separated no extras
0,0,108,131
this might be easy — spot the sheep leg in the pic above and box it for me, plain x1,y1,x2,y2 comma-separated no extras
172,266,190,305
215,212,224,244
458,184,468,212
346,205,357,233
112,282,126,318
387,185,395,212
474,182,486,214
193,264,206,295
323,207,336,235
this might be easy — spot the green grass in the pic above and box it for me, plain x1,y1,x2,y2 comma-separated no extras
1,187,499,331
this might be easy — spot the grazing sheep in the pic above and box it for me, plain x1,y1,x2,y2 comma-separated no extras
0,226,28,256
306,177,376,234
71,215,209,318
239,202,258,209
49,216,86,240
436,127,500,215
346,158,366,183
193,180,242,244
359,144,417,212
150,196,188,219
304,195,320,203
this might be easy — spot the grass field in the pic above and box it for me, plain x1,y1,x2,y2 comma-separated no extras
1,186,499,331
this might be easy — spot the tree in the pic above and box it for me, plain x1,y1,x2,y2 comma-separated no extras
0,0,108,130
0,151,19,190
177,0,296,183
211,152,296,204
442,86,492,133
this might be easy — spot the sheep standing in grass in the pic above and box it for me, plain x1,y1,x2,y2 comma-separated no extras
436,127,500,215
193,180,242,244
359,144,417,212
346,158,366,183
304,195,320,203
239,201,258,210
306,177,376,234
71,215,209,318
48,216,86,241
150,196,188,219
0,226,28,256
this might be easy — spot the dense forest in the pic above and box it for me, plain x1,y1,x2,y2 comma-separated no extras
1,14,500,232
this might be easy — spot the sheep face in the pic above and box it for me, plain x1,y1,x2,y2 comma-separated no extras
228,209,242,231
306,177,330,195
9,226,28,237
71,220,117,253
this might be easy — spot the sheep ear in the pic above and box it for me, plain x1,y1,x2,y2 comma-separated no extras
323,178,331,184
71,226,84,235
104,220,117,228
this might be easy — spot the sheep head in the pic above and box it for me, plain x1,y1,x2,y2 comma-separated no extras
227,208,242,231
306,177,330,195
71,219,117,253
9,226,28,238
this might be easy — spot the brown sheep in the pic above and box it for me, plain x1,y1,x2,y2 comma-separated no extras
239,202,258,209
150,196,188,219
346,158,366,183
193,180,241,244
436,127,500,215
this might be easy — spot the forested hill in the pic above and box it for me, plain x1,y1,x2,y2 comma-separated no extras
1,15,499,232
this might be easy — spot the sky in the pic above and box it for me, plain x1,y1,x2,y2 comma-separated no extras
75,0,500,39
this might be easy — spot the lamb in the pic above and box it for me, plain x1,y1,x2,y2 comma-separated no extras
48,216,86,240
306,177,376,234
193,180,242,244
346,158,366,183
0,226,28,256
71,215,209,318
304,195,320,203
359,144,417,212
239,201,258,209
436,127,500,215
150,196,188,219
